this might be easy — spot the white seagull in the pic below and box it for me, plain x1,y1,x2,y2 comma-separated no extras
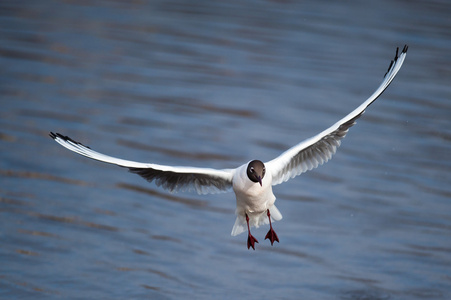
50,45,408,250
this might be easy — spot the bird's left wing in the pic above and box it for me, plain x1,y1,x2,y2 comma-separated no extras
266,45,408,185
50,132,235,194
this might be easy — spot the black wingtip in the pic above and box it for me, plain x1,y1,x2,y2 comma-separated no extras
384,44,408,78
402,44,409,53
384,60,394,77
50,132,68,141
49,132,91,149
395,44,409,59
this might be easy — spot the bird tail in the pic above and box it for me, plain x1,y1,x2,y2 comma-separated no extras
231,205,283,236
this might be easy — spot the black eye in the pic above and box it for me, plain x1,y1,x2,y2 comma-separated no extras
250,168,255,173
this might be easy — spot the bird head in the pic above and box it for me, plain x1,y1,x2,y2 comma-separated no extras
246,160,266,186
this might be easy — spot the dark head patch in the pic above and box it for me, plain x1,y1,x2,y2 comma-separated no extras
247,160,266,185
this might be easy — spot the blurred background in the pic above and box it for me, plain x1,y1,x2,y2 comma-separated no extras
1,0,450,299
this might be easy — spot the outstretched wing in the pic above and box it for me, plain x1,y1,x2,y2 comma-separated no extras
50,132,235,194
266,45,408,185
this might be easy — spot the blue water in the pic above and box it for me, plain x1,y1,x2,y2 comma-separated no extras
1,0,451,299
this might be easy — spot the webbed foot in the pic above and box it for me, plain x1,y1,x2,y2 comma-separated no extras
265,209,279,246
265,228,279,246
245,213,259,250
247,233,259,250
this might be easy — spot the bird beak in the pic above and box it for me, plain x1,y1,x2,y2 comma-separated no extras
258,176,262,186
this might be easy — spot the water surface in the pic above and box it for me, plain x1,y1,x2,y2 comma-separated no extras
1,0,451,299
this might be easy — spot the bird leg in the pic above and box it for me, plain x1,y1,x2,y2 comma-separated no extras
265,209,279,245
246,213,258,250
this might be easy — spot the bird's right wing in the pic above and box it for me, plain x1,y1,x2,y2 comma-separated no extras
50,132,235,194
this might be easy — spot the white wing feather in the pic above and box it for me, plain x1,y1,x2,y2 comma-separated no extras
50,133,235,194
266,45,408,185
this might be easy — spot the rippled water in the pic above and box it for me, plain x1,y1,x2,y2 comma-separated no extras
1,0,451,299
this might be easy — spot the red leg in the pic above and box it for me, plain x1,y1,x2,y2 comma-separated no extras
246,213,259,250
265,209,279,245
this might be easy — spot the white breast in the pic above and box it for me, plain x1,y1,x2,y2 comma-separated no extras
232,163,276,215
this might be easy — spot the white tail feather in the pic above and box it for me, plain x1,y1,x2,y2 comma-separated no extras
231,205,283,236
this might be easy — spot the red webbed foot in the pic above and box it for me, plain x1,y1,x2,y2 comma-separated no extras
265,209,279,246
247,233,259,250
265,228,279,246
245,213,259,250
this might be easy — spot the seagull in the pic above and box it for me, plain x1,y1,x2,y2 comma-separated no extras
50,45,408,250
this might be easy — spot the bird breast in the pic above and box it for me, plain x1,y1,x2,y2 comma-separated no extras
232,163,276,214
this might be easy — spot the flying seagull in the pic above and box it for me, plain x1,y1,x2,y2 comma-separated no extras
50,45,408,250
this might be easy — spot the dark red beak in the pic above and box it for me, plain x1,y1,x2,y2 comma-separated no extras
258,176,262,186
